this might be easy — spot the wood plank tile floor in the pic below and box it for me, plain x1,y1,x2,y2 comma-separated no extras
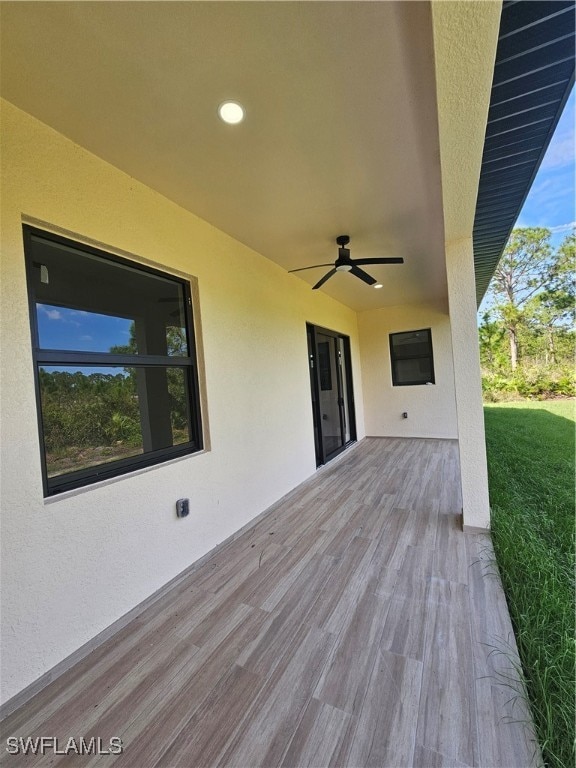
1,438,542,768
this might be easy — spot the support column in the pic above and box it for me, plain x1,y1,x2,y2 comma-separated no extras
446,237,490,531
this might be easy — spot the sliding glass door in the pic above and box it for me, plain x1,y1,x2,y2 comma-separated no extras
307,324,356,466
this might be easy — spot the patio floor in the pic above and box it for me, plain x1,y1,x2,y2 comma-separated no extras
1,438,541,767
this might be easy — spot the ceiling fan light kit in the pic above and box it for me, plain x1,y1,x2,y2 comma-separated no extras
289,235,403,290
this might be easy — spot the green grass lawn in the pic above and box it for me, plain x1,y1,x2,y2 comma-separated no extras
484,400,575,768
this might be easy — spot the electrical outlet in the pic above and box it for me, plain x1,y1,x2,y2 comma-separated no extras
176,498,189,518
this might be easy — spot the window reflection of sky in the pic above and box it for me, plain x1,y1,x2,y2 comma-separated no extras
36,304,133,352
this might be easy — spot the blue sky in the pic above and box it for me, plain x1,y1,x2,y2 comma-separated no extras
515,87,575,248
37,305,132,353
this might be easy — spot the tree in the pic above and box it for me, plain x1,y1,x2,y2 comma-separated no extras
480,228,575,400
523,231,575,364
478,311,507,370
488,228,555,369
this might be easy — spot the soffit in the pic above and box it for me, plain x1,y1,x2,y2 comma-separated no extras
473,0,576,305
0,1,446,312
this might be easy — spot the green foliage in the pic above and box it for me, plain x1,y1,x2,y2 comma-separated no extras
167,368,188,431
484,401,575,768
481,228,575,399
40,320,191,473
490,227,553,305
109,322,187,356
482,364,576,401
108,321,188,431
547,232,576,314
105,411,142,445
40,366,189,458
478,311,508,370
40,369,142,452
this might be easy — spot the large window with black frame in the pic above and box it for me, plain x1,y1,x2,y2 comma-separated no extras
389,328,435,386
23,226,203,496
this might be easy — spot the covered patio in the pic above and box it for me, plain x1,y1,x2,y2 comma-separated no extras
1,2,573,763
1,438,540,767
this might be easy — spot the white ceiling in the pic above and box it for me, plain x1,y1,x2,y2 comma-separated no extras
0,1,448,312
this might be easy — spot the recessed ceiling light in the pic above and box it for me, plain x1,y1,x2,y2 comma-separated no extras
218,101,245,125
374,283,383,289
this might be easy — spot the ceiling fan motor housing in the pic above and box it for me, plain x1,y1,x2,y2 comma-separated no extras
336,235,352,269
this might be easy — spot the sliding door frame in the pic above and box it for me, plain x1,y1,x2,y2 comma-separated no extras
306,323,356,467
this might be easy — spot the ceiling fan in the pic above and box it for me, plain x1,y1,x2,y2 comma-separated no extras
289,235,404,290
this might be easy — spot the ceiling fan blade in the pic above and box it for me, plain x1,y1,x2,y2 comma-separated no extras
352,257,404,265
288,263,334,274
350,265,377,286
312,268,338,290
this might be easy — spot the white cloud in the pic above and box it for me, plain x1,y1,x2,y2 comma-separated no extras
549,222,576,234
541,135,575,171
530,177,553,196
540,90,575,172
38,305,63,321
80,335,93,341
523,168,574,220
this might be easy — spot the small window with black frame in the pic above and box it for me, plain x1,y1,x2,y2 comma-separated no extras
23,226,203,496
389,328,435,386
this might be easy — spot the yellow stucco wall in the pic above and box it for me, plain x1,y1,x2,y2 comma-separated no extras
358,303,458,439
0,100,365,703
